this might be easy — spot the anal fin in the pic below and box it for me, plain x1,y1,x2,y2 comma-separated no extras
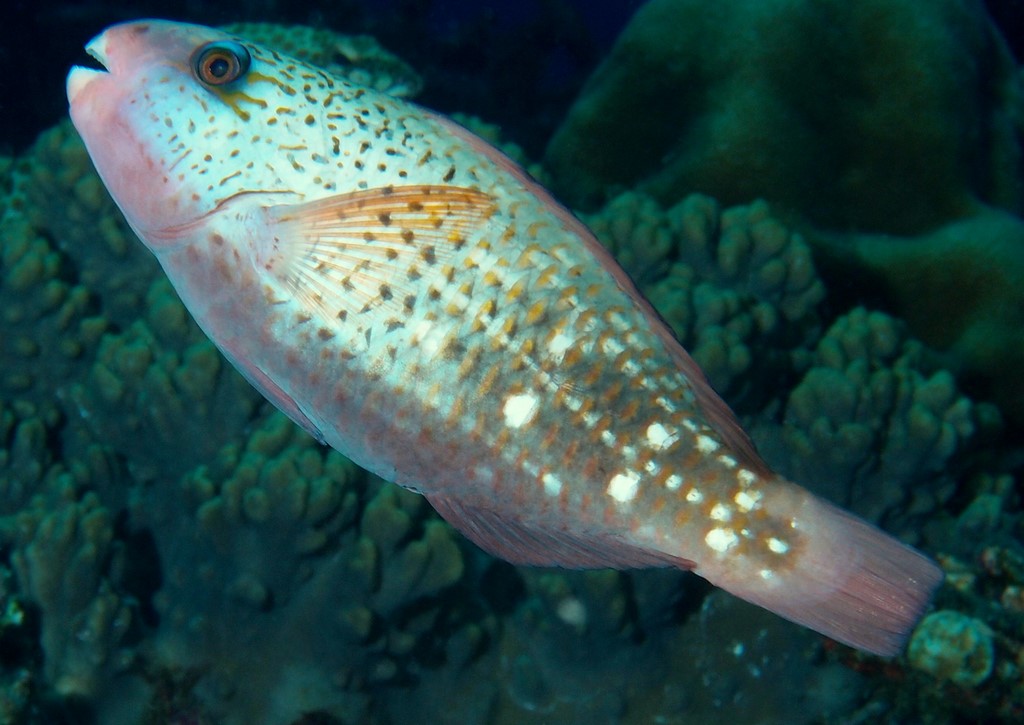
426,494,695,570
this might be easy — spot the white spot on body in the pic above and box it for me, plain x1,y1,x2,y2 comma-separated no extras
705,527,739,552
563,395,583,412
543,472,562,497
733,490,762,512
759,569,775,580
607,470,640,503
656,396,678,413
602,337,625,356
696,435,720,454
717,454,737,468
767,537,789,554
503,393,539,429
666,473,684,490
548,331,573,357
737,469,757,487
646,422,680,450
710,503,732,521
685,488,703,503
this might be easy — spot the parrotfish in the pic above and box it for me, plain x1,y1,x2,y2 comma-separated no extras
67,20,941,656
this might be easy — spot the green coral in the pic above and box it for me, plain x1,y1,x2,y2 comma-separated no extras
908,610,995,688
760,307,991,527
10,486,134,699
122,411,473,723
62,277,261,484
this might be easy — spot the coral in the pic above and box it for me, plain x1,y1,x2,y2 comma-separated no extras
755,307,993,529
544,0,1023,234
908,610,995,687
585,191,825,409
125,411,475,725
222,22,423,97
815,207,1024,428
9,484,135,699
60,276,262,484
0,200,109,413
0,566,34,725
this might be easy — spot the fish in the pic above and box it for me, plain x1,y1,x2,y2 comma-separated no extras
66,19,942,656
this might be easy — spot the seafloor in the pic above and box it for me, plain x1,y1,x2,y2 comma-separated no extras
2,1,1023,723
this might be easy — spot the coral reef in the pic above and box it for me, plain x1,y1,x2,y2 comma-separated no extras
754,307,995,531
813,208,1024,427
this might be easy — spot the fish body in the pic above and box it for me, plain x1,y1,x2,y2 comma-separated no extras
67,20,941,655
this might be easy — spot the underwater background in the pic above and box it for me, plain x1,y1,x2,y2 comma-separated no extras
2,0,1024,723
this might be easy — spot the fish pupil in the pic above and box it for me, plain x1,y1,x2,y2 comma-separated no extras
208,57,230,78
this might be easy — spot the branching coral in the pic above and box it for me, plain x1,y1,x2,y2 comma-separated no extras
755,307,995,530
10,485,134,699
61,277,262,484
124,411,474,724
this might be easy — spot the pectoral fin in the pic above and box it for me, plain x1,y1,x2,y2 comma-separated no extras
259,184,497,324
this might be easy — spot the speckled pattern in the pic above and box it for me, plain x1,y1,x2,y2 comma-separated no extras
67,19,941,656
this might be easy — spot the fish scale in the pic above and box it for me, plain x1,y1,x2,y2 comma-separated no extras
67,19,942,656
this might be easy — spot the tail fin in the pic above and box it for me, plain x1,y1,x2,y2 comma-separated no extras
711,491,943,656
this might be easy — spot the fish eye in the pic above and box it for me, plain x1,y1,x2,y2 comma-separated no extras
192,40,251,86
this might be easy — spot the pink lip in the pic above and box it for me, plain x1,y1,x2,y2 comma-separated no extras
66,33,110,105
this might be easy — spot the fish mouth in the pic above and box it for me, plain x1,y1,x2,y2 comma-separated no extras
66,34,111,104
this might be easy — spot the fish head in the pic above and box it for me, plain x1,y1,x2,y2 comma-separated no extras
66,20,314,246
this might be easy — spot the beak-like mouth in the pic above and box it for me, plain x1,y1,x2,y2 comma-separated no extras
66,33,111,105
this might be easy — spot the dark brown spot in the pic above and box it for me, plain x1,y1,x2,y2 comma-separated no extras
443,166,456,183
403,294,416,311
378,212,392,226
420,246,436,265
400,229,415,244
318,328,335,341
305,114,316,125
442,337,466,360
379,284,393,301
